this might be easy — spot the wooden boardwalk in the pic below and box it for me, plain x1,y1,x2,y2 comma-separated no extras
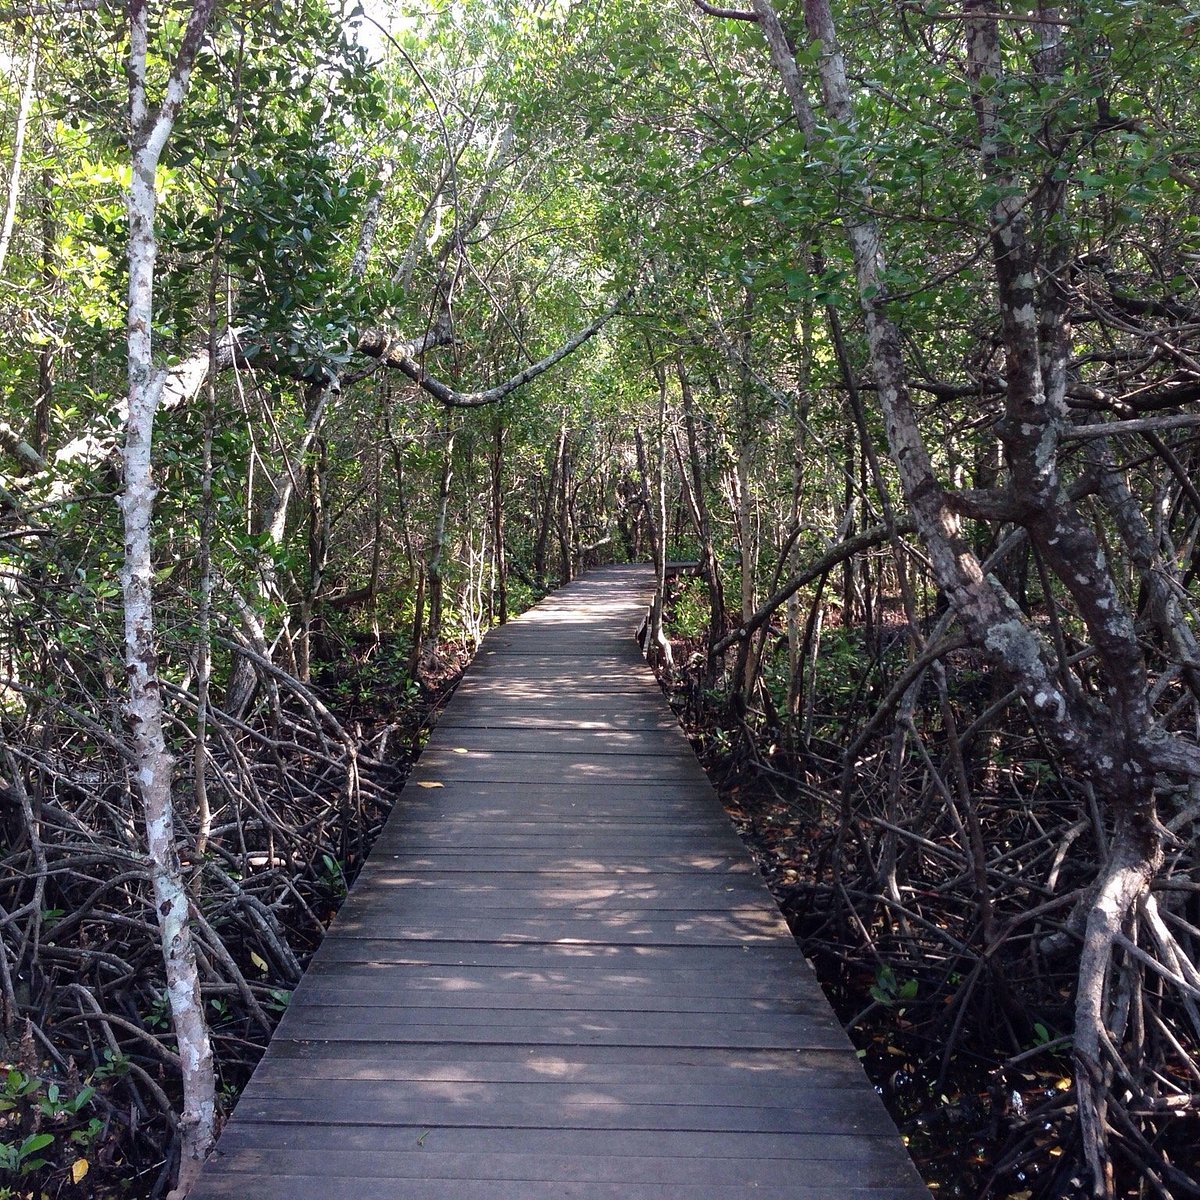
192,565,930,1200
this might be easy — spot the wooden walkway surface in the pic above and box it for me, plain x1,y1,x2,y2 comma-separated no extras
192,565,930,1199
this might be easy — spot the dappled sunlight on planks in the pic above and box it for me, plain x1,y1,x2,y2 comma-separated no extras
191,566,930,1200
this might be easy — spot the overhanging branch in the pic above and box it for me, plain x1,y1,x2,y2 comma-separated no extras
358,290,630,408
690,0,759,19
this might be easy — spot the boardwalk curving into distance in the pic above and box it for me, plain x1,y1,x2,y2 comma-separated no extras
192,565,931,1200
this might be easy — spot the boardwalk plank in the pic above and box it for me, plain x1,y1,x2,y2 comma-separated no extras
339,871,779,907
409,754,711,785
297,959,822,997
193,1175,931,1200
309,938,802,966
437,707,681,728
276,993,844,1026
285,988,826,1016
249,1041,868,1083
204,1145,906,1187
324,914,792,945
241,1072,876,1109
229,1093,896,1135
193,565,929,1199
274,1009,848,1049
210,1118,904,1161
348,854,762,876
421,728,692,753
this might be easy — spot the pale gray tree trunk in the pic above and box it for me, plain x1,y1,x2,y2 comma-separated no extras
121,1,219,1193
0,44,36,279
423,417,456,663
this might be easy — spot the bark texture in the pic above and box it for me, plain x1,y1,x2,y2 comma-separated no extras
121,1,220,1192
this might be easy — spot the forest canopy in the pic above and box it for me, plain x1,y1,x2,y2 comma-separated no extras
2,0,1200,1197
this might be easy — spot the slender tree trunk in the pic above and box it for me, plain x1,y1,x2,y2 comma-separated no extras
424,418,455,663
558,432,575,585
736,458,755,625
120,2,219,1192
534,423,566,587
652,372,672,671
35,171,54,457
408,565,426,682
299,437,330,677
193,339,216,859
491,415,508,624
0,44,35,279
840,409,855,624
263,170,385,542
784,299,812,725
635,365,674,672
380,382,425,677
265,383,331,546
675,354,725,672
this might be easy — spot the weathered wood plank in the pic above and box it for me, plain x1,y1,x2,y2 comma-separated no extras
249,1040,867,1083
285,982,839,1018
340,869,777,906
287,986,791,1014
267,1009,849,1050
436,706,681,728
409,751,711,784
421,728,692,754
372,816,721,837
243,1060,873,1099
325,913,791,946
389,782,717,809
373,819,733,838
368,836,749,859
307,939,817,970
356,853,760,875
296,958,820,997
227,1092,896,1135
192,1175,932,1200
236,1074,887,1114
204,1144,906,1187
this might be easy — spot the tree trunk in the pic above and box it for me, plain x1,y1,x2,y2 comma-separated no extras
557,431,574,585
676,356,725,649
300,436,330,677
784,296,813,726
534,423,566,587
407,564,426,683
491,415,508,624
423,418,455,663
120,2,220,1192
652,371,673,671
635,365,674,672
35,171,54,457
0,44,35,280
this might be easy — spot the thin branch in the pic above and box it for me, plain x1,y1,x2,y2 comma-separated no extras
1064,412,1200,441
0,0,100,13
713,517,915,654
690,0,759,19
